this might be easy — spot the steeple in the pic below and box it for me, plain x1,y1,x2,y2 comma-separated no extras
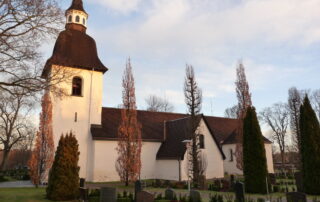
65,0,88,32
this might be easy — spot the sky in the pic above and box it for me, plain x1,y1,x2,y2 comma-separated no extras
43,0,320,118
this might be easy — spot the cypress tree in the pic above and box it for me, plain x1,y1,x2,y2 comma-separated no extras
300,96,320,194
243,107,268,194
46,132,80,201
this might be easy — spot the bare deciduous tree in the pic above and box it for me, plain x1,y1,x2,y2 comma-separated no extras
260,103,289,169
145,95,174,112
234,62,252,170
288,87,303,154
0,0,68,96
224,105,239,119
184,64,202,187
311,89,320,121
0,90,35,170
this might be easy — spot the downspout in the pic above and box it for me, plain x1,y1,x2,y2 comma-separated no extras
178,159,181,182
86,68,94,180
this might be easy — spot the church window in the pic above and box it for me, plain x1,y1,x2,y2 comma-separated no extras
230,149,233,162
199,134,205,149
83,18,86,25
72,77,82,96
68,15,72,22
76,15,80,23
75,112,78,122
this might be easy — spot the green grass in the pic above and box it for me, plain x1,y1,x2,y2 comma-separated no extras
0,188,77,202
0,188,50,202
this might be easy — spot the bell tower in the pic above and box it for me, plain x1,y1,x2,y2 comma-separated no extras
42,0,108,181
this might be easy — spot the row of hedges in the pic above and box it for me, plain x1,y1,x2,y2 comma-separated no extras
0,168,30,181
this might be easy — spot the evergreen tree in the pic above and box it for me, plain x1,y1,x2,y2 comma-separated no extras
46,132,80,201
300,96,320,194
243,107,268,194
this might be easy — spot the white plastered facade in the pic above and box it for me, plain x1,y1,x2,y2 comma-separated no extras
49,65,273,182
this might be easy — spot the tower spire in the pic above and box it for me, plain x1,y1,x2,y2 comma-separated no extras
65,0,88,32
67,0,86,14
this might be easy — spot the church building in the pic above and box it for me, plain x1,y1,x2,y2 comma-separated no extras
42,0,274,182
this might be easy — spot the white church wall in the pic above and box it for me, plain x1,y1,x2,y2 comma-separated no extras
92,140,162,182
222,143,275,175
50,65,103,181
155,160,180,181
180,119,225,181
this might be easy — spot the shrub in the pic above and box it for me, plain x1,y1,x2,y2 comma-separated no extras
209,194,223,202
46,133,80,201
243,107,268,194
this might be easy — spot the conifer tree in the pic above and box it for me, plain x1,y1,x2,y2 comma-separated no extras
46,132,80,201
243,107,268,194
299,96,320,194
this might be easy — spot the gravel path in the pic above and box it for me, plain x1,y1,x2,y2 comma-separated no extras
0,180,34,188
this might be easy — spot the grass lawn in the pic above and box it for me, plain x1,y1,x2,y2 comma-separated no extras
0,188,51,202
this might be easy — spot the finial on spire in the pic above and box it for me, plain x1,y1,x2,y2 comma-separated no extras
67,0,86,14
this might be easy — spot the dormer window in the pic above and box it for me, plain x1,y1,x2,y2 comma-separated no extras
76,16,80,23
199,134,205,149
68,15,72,22
72,77,82,96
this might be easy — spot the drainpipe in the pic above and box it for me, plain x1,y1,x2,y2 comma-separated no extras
86,68,94,180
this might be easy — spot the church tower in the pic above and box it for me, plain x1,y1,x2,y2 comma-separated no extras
42,0,108,180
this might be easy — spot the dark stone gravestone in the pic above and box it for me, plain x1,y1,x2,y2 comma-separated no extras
135,180,142,202
80,178,85,188
230,175,235,187
165,188,176,200
286,192,307,202
136,191,154,202
234,181,245,202
294,172,304,192
79,187,88,202
100,187,116,202
189,190,201,202
268,173,276,185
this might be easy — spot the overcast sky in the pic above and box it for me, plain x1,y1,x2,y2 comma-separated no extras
44,0,320,117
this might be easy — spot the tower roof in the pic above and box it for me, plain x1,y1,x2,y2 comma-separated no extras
67,0,86,13
42,29,108,77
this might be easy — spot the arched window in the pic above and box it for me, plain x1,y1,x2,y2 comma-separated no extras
199,134,205,149
76,16,80,23
68,15,72,22
229,149,233,162
83,18,86,25
72,77,82,96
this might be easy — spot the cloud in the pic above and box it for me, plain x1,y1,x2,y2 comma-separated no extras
90,0,142,13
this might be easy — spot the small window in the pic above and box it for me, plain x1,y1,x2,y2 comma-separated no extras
68,15,72,22
199,135,205,149
230,149,233,162
83,18,86,25
76,16,80,22
75,112,78,122
72,77,82,96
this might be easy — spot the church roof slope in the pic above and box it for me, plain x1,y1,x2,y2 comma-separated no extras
42,29,107,77
91,108,188,141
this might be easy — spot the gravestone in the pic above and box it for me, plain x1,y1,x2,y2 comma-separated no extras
234,181,245,202
135,180,142,202
80,178,85,188
136,191,154,202
165,188,176,200
79,187,88,202
286,192,307,202
294,172,304,192
230,175,235,188
100,187,116,202
268,173,276,185
189,190,201,202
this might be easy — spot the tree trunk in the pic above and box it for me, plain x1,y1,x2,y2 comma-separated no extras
0,149,10,171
